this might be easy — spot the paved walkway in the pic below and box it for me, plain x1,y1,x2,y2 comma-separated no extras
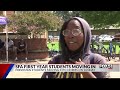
1,58,120,78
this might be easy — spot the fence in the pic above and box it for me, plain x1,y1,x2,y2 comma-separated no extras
90,41,120,61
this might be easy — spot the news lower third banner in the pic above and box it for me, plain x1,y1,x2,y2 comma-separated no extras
0,64,120,79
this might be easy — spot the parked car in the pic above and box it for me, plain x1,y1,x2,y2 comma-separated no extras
91,35,99,41
98,34,114,42
54,36,59,40
48,35,53,39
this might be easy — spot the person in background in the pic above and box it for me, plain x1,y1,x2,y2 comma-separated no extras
109,41,115,59
50,43,55,57
8,38,16,51
0,39,4,49
8,38,17,59
41,17,109,78
0,39,5,59
119,45,120,60
3,38,17,59
15,39,28,61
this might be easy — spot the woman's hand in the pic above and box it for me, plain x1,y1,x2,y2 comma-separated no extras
65,59,96,78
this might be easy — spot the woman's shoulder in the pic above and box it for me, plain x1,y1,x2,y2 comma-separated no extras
89,53,110,78
92,53,105,58
90,53,108,64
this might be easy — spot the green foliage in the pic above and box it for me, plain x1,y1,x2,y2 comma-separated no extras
8,11,63,38
0,25,5,29
54,11,120,29
79,11,120,29
54,11,73,21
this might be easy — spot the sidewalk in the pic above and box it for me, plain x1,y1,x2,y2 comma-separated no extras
6,58,51,78
4,57,120,78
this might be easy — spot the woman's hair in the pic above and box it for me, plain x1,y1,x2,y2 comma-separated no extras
59,17,84,61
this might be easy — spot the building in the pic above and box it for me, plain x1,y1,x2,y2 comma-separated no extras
91,29,120,35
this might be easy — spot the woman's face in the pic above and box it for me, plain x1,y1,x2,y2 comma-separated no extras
64,20,84,51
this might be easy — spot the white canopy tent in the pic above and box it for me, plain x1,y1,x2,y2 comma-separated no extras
0,16,8,62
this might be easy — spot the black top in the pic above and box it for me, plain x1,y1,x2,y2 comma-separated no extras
0,39,4,49
17,41,26,50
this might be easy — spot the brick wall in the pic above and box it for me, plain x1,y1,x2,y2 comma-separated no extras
26,38,47,51
12,38,49,59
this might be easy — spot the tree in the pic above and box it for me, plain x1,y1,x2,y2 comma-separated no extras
8,11,63,38
54,11,73,21
79,11,120,29
54,11,120,29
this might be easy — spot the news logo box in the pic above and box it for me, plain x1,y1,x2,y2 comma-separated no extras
99,64,119,72
99,64,113,69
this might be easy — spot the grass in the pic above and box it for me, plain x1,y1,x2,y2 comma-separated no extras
47,41,120,54
93,41,120,54
93,45,120,54
47,42,59,51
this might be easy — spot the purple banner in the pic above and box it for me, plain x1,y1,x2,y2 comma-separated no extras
0,16,7,25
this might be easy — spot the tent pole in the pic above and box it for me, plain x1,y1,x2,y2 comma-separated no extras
5,25,8,62
4,11,8,62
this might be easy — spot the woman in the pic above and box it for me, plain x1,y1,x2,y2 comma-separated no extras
41,17,109,78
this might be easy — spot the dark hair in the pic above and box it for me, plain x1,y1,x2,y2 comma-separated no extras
59,18,84,61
